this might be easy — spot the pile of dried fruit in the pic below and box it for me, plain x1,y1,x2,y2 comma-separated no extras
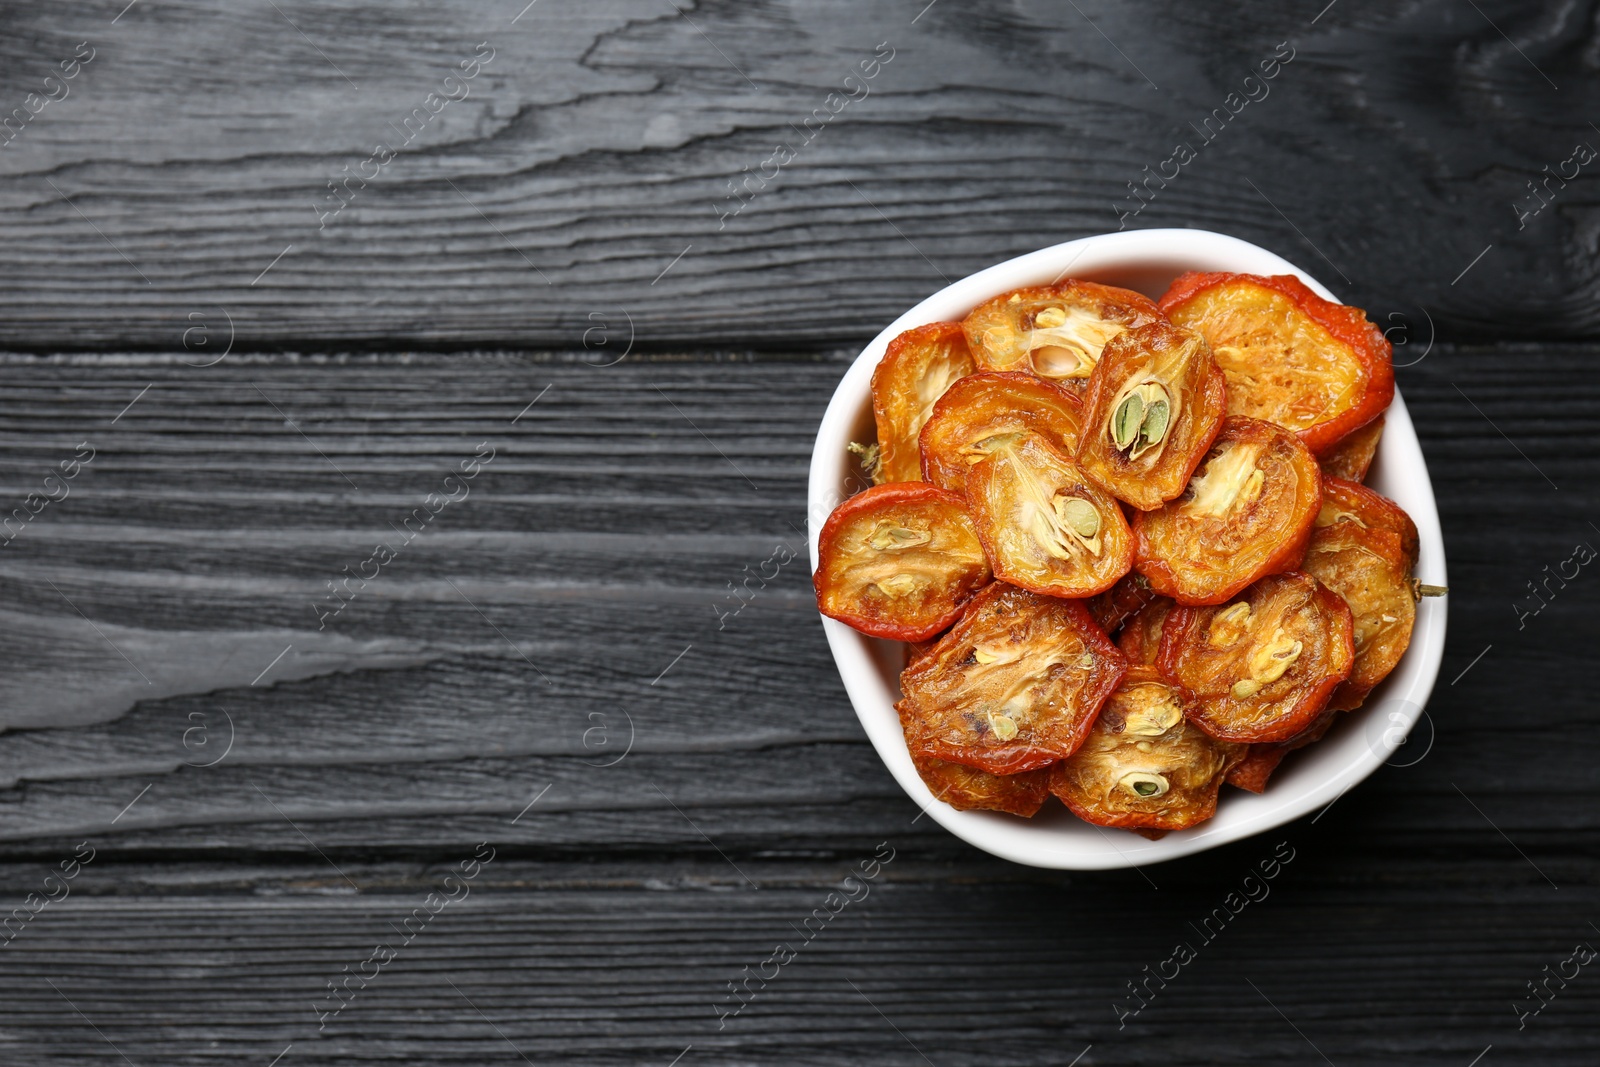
815,272,1441,836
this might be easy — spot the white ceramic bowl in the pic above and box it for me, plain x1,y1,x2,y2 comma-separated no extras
808,228,1448,869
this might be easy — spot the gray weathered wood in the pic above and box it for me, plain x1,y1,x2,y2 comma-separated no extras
0,350,1588,849
0,350,1591,1064
2,0,1599,1058
0,1,1594,348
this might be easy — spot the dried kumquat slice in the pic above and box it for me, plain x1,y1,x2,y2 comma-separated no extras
869,322,976,483
962,280,1164,393
918,371,1083,496
1319,414,1384,483
1225,710,1337,793
1303,489,1419,711
1157,571,1354,744
899,583,1127,774
1160,272,1393,455
898,707,1050,817
1087,571,1160,635
1077,322,1227,510
814,483,991,641
967,434,1134,599
1317,475,1420,569
1049,666,1247,832
1133,416,1321,605
1116,596,1174,666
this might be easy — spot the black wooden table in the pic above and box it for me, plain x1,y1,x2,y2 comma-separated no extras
0,2,1594,1064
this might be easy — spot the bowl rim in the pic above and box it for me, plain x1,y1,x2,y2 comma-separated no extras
806,228,1448,870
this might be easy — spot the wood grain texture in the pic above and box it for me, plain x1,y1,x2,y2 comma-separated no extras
0,1,1596,348
1,871,1597,1066
2,2,1598,1060
0,350,1591,1064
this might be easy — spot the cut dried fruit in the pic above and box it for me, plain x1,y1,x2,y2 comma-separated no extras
1319,414,1384,483
1133,416,1322,605
1158,571,1354,743
966,434,1135,598
815,483,991,641
1303,492,1418,711
1160,272,1394,455
1087,572,1160,635
1316,475,1420,569
906,634,946,669
870,322,976,483
919,372,1083,495
1225,710,1337,793
961,280,1164,392
899,583,1127,774
1116,597,1173,665
1049,667,1247,832
1077,322,1228,510
898,705,1050,816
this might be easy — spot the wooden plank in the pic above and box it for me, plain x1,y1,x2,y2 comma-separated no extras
0,864,1595,1065
0,1,1593,347
0,348,1590,1062
0,348,1589,853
